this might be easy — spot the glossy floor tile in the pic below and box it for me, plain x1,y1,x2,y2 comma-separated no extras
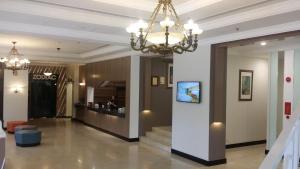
5,119,267,169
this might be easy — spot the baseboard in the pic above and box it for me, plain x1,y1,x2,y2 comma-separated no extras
72,118,139,142
171,149,227,166
226,140,266,149
56,116,72,119
16,143,41,147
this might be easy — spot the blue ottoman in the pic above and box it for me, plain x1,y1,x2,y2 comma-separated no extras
15,130,41,147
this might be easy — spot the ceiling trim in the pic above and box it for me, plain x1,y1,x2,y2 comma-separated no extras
198,0,300,31
80,45,129,58
0,21,129,45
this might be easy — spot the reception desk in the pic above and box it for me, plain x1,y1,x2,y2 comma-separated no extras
75,105,133,141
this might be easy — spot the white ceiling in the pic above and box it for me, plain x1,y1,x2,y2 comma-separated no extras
228,35,300,58
0,33,106,54
0,0,298,63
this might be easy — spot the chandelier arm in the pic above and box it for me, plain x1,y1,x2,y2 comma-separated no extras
169,3,185,32
143,3,162,44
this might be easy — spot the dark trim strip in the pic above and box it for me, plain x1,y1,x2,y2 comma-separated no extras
72,118,139,142
226,140,266,149
171,149,227,166
56,116,72,119
265,149,269,155
16,143,41,147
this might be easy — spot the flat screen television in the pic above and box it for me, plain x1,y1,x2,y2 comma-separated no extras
176,81,201,103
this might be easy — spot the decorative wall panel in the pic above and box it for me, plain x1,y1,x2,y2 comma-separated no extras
29,65,68,117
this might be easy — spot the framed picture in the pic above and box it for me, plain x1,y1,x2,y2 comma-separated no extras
167,63,173,88
239,70,253,101
159,76,166,85
151,76,159,86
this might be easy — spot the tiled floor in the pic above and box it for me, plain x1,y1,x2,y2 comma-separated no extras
5,119,267,169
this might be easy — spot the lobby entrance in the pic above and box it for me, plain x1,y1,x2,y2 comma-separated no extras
28,74,58,119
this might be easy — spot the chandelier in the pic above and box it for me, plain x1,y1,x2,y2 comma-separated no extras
126,0,203,55
0,42,30,76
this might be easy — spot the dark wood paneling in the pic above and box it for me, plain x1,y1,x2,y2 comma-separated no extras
139,58,173,136
209,45,227,161
76,57,131,138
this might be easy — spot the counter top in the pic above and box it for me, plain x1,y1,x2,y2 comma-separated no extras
87,107,125,118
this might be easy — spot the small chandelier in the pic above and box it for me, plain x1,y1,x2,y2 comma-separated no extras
126,0,203,56
0,42,30,76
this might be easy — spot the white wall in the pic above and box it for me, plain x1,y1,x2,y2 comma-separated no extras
3,70,28,127
172,45,211,160
226,55,268,145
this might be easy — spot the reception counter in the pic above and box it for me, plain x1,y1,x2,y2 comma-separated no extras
87,107,125,118
75,105,135,142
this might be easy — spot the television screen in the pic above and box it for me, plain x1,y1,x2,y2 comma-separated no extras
176,81,201,103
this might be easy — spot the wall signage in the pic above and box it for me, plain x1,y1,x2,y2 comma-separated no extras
32,74,58,81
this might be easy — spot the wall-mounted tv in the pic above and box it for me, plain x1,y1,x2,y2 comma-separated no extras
176,81,201,103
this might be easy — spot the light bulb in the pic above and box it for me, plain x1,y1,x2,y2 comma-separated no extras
136,20,148,29
192,25,203,35
160,17,175,28
184,19,196,30
126,24,138,33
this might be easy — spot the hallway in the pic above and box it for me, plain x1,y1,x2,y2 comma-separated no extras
5,119,267,169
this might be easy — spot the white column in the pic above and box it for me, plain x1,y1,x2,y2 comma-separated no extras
129,55,140,138
283,50,294,128
267,52,278,150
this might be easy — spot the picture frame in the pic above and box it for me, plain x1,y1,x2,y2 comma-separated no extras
159,76,166,85
167,63,173,88
239,70,253,101
176,81,201,104
151,76,159,86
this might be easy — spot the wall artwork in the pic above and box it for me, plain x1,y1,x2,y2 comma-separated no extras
159,76,166,85
151,76,159,86
167,63,173,88
239,70,253,101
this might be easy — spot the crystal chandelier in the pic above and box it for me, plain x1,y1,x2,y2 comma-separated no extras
0,42,30,76
126,0,203,55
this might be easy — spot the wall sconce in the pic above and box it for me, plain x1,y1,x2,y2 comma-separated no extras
79,82,86,86
11,85,23,94
142,110,151,115
212,122,223,127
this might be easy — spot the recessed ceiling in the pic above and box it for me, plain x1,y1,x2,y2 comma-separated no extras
25,0,274,19
229,35,300,58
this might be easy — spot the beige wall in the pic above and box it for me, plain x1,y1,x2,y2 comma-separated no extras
3,70,28,127
66,64,80,117
226,55,268,145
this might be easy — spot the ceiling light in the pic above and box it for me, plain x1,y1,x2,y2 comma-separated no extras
44,66,52,76
260,41,267,46
0,42,30,76
126,0,203,56
44,72,52,76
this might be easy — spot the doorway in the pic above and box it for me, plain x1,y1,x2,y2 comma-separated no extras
28,74,58,119
210,30,300,161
